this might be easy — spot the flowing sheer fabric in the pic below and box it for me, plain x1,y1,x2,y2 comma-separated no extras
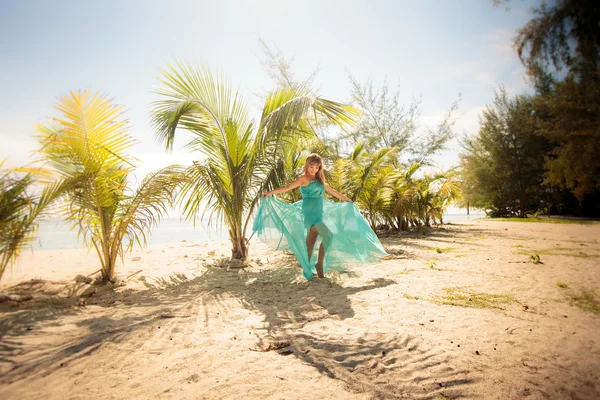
253,180,387,280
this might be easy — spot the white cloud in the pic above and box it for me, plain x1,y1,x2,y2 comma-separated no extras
130,151,198,185
424,26,528,97
0,135,39,168
419,105,485,137
416,104,486,171
487,28,519,63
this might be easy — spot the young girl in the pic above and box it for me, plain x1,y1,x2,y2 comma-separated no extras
253,154,387,280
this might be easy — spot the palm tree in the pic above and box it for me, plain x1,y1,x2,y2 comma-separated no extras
329,143,398,229
151,62,358,261
427,172,462,225
0,163,64,281
35,90,184,282
389,162,421,230
264,140,326,205
408,172,462,227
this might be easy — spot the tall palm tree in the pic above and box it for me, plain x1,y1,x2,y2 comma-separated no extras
152,62,358,260
35,90,184,282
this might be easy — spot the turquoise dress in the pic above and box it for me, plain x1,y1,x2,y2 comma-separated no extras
252,180,387,280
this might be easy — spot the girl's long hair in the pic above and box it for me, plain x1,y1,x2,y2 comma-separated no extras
304,153,326,185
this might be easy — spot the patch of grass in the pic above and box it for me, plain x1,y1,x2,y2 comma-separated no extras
424,246,457,253
568,288,600,316
462,234,486,242
556,282,568,289
491,217,598,225
454,254,468,258
426,259,437,268
563,239,597,245
383,248,406,260
395,269,412,275
573,253,600,258
512,244,524,248
529,254,542,264
514,248,600,259
416,225,430,235
387,248,405,255
402,293,421,300
433,287,516,310
383,254,405,260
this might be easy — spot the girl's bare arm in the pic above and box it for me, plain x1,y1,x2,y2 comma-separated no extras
262,176,308,197
325,185,352,202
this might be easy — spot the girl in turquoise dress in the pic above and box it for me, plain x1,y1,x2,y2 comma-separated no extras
253,154,387,280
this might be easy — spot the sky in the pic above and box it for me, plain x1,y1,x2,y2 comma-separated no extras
0,0,538,182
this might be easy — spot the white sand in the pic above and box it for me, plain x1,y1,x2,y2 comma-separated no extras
1,220,599,399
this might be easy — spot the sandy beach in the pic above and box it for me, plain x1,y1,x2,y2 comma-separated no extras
1,219,599,399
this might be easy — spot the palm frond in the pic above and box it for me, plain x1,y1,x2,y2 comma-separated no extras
0,172,67,280
153,62,253,161
258,86,360,156
351,146,398,201
114,165,185,251
151,62,359,260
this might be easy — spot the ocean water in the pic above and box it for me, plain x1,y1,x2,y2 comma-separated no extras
30,211,486,251
443,212,486,223
32,217,230,251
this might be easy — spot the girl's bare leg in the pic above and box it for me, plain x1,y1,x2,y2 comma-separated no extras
315,243,325,278
314,223,332,278
306,226,319,267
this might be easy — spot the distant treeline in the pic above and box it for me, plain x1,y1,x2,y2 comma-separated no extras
460,0,600,217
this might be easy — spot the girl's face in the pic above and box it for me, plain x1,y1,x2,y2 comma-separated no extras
307,162,320,176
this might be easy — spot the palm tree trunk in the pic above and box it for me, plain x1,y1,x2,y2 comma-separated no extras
99,248,117,282
369,213,377,231
100,233,116,282
229,226,248,260
230,236,248,260
107,245,119,282
96,202,114,281
0,254,10,282
93,232,117,283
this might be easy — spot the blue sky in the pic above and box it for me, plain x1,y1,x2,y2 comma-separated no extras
1,0,537,180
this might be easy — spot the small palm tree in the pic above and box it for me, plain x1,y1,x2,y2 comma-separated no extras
0,163,64,281
35,90,184,282
152,62,358,260
389,162,421,230
427,172,462,225
409,173,462,227
330,143,398,229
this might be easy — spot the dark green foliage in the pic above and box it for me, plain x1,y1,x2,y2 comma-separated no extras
460,88,551,217
469,0,600,217
514,0,600,215
534,72,600,205
513,0,600,86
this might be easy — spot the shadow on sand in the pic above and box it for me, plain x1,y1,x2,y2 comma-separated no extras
0,257,474,399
